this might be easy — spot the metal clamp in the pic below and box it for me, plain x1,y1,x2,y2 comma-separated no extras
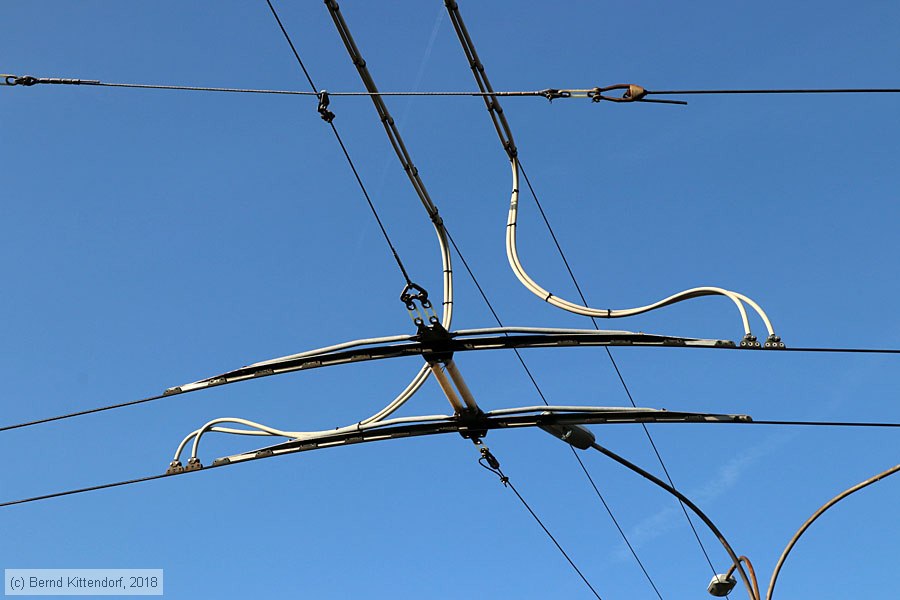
764,334,785,349
589,83,687,105
589,83,648,103
400,282,437,328
539,88,572,102
740,333,761,349
317,90,336,123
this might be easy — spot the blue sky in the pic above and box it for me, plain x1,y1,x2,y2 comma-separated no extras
2,2,899,598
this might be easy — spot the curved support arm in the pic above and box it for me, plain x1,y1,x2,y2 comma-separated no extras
589,441,757,600
766,461,900,600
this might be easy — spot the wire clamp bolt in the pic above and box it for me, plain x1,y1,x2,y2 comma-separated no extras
185,457,203,472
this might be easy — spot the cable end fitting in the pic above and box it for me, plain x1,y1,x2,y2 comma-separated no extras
3,74,37,86
764,334,785,349
480,446,500,470
539,88,571,102
185,457,203,472
740,334,761,349
166,460,184,475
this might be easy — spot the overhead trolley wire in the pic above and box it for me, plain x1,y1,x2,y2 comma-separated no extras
1,409,744,509
0,391,170,434
442,0,722,586
4,413,900,510
1,335,899,435
318,2,618,597
477,444,604,599
524,155,723,576
441,1,673,596
441,224,664,600
519,157,721,576
586,441,757,600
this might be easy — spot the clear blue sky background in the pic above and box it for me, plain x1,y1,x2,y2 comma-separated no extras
2,2,899,598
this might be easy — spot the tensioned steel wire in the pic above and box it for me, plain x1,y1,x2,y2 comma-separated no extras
517,156,722,575
441,0,749,586
5,414,900,510
443,218,665,598
258,0,454,446
6,74,899,101
2,330,900,435
441,1,688,596
319,4,621,596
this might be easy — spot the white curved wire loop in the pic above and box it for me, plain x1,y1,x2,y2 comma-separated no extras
505,158,775,337
176,146,456,464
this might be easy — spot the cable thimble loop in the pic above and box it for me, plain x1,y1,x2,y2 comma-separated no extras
400,282,437,327
3,74,37,86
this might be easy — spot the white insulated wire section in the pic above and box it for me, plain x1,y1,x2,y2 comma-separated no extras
505,158,776,337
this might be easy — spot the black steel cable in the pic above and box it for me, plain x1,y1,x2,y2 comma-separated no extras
443,225,664,599
588,442,756,600
264,0,317,92
478,452,603,600
518,160,721,575
647,87,900,96
733,419,900,428
0,473,171,509
7,75,899,100
0,392,169,433
780,346,900,354
2,339,898,436
264,0,414,286
505,478,604,600
4,415,898,510
440,3,670,593
569,444,664,600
